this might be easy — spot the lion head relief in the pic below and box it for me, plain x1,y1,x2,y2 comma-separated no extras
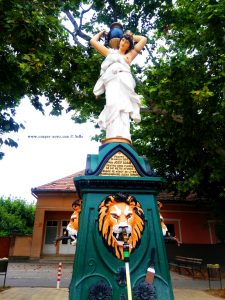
98,193,145,260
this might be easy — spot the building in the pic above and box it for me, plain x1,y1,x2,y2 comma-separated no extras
30,171,83,260
157,192,218,245
27,171,218,260
5,171,220,262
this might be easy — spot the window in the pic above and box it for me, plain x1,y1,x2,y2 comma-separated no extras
166,224,175,237
47,221,58,226
45,220,58,244
61,220,69,244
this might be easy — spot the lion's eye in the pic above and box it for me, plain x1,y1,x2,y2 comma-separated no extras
111,213,119,220
126,213,132,220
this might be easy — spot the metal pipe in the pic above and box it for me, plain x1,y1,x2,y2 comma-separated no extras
121,227,133,300
125,261,132,300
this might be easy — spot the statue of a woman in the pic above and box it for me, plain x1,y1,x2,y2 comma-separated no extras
90,28,147,142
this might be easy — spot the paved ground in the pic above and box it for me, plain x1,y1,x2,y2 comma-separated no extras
0,262,224,299
2,262,72,288
0,287,68,300
0,287,221,300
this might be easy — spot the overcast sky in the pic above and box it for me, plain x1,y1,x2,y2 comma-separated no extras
0,98,100,203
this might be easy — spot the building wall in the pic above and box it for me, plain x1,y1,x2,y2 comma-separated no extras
0,237,11,258
24,191,218,260
10,236,32,257
161,203,217,244
30,192,78,259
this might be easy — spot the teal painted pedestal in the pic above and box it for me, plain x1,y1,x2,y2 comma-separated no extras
69,142,174,299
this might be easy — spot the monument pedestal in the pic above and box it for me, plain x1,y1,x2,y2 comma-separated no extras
69,142,174,299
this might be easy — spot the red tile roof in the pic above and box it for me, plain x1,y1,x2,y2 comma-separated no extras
31,170,84,194
31,171,198,203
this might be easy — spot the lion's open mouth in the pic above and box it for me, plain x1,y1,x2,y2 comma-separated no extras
113,231,131,243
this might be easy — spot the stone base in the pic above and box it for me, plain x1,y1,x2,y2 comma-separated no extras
101,137,131,145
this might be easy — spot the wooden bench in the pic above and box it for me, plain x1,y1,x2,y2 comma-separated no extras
169,255,204,278
0,258,8,287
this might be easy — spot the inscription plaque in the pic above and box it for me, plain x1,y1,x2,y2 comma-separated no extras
99,151,140,177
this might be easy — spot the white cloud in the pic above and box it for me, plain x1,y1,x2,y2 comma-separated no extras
0,98,100,202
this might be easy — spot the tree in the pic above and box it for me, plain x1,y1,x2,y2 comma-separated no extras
131,0,225,236
0,0,168,158
1,0,225,210
0,0,101,158
132,0,225,207
0,197,35,236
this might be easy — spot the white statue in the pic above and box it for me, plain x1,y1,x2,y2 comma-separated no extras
90,26,147,142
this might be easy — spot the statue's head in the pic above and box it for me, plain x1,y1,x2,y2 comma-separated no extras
107,23,135,53
119,34,134,53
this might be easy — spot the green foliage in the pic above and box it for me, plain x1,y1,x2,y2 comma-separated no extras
1,0,225,208
0,0,171,159
0,0,64,157
133,0,225,205
210,200,225,243
0,197,35,236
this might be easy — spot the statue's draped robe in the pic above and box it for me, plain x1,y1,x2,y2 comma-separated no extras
94,49,141,141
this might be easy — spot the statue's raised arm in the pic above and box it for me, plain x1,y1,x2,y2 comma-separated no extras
90,30,110,57
90,23,147,143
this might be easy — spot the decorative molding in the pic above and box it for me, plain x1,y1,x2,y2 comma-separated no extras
85,144,154,177
75,178,163,194
87,258,97,274
133,282,157,300
88,280,112,300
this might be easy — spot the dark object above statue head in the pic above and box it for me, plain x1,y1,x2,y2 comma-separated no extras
107,22,124,49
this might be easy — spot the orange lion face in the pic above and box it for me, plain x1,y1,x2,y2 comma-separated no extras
67,199,82,234
98,193,145,260
69,210,80,232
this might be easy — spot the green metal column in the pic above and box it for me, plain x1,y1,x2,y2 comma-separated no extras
69,143,174,300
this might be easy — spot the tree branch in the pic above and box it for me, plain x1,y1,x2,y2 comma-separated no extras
63,9,90,42
63,26,87,49
64,9,79,31
79,3,93,30
145,44,157,64
108,0,117,22
141,104,183,123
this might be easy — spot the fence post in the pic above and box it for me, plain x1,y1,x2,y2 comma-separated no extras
56,262,62,289
207,264,222,289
